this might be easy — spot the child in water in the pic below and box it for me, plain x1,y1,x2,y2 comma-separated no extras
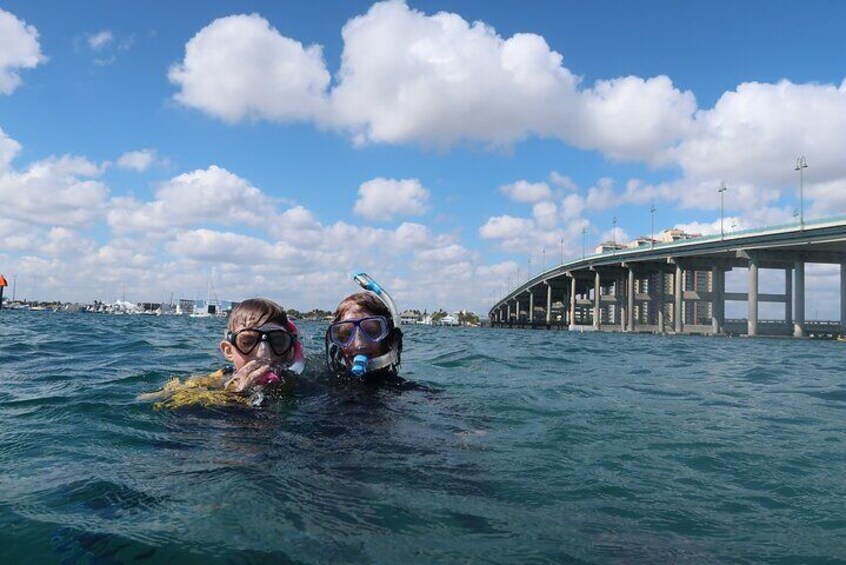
324,273,404,382
140,298,304,409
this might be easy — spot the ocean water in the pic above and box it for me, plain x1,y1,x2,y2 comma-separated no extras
1,310,844,564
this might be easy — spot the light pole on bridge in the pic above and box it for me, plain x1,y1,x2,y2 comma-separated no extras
718,181,727,239
582,227,586,259
650,204,656,249
612,216,617,254
559,238,563,265
795,156,808,230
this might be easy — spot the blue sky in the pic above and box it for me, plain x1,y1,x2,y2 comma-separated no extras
2,1,846,315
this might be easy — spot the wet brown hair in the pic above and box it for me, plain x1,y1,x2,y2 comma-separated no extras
332,292,393,327
228,298,288,332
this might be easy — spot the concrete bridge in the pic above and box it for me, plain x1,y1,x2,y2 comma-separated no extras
489,216,846,338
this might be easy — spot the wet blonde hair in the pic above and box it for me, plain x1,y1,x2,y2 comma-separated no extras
228,298,288,332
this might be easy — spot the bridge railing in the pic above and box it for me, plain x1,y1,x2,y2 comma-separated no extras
724,318,841,326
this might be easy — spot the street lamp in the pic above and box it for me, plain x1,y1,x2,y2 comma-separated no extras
527,257,531,281
795,156,808,230
718,181,727,239
612,216,617,253
650,204,656,248
542,247,545,272
582,227,586,259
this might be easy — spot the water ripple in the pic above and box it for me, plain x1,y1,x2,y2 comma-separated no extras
0,313,844,562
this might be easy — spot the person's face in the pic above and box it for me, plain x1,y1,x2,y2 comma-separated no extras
336,306,388,362
219,322,293,370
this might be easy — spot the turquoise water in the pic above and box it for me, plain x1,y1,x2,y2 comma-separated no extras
1,310,844,563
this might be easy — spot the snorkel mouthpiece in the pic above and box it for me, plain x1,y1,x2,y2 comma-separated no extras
257,371,281,386
351,354,369,377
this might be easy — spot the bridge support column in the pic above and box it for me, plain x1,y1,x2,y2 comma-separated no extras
674,264,684,333
545,282,552,327
785,267,793,326
569,276,576,329
794,261,805,337
841,263,846,332
627,269,635,332
618,275,626,331
658,270,666,333
529,292,534,324
748,257,758,336
593,271,601,330
515,298,521,324
712,265,724,335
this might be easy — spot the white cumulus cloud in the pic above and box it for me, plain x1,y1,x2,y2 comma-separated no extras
107,165,276,233
168,1,699,158
0,8,46,94
329,0,579,147
168,13,330,123
0,154,107,227
578,75,696,161
666,80,846,187
500,180,552,203
0,127,22,170
353,177,430,221
117,149,157,172
166,229,276,264
479,215,535,240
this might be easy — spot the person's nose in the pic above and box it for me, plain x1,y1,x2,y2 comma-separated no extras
350,326,369,349
256,339,272,360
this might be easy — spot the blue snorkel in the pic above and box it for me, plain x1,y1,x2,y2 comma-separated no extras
352,354,369,377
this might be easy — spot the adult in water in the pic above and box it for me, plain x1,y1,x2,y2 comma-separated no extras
325,272,404,383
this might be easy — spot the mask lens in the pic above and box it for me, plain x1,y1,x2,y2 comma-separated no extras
360,317,388,341
267,330,293,356
234,330,261,354
329,322,355,346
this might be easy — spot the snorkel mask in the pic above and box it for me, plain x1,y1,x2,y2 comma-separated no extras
226,319,306,384
325,272,403,378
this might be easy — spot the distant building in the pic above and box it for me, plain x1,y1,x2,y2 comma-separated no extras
400,310,419,325
627,236,658,249
660,228,700,243
594,241,627,254
437,314,459,326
